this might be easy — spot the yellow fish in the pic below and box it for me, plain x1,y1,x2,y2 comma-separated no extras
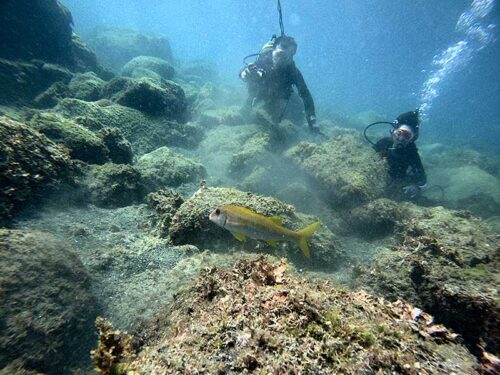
209,205,320,257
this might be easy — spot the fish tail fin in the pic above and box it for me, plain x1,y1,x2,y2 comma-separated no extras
295,221,321,258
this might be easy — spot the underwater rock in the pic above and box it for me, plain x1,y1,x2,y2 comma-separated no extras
33,81,70,109
0,229,96,373
83,163,146,208
54,98,203,155
198,106,245,128
167,187,341,268
121,55,175,81
84,26,173,73
345,198,409,239
228,132,272,177
178,60,218,83
285,131,388,207
29,112,110,165
147,190,185,237
354,204,500,354
102,77,187,120
0,59,73,105
426,165,500,218
93,256,478,374
97,127,133,165
136,147,206,191
0,116,74,224
67,72,106,101
0,1,109,94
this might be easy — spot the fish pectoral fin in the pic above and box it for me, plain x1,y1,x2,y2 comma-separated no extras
269,216,283,225
266,240,278,247
230,231,246,242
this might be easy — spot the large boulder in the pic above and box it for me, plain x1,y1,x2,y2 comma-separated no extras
136,147,206,190
354,205,500,354
81,163,146,208
92,256,478,374
53,98,203,155
0,116,74,223
121,56,175,81
0,229,96,373
85,27,173,72
0,1,110,105
29,112,110,165
102,77,187,120
165,187,341,268
285,130,388,207
0,59,73,105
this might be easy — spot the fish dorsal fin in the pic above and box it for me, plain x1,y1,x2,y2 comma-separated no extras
269,216,283,225
230,231,246,242
266,240,278,247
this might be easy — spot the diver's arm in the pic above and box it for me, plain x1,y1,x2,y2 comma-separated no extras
409,148,427,187
294,68,316,120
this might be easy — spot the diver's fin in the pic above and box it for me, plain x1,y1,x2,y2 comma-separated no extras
268,216,283,225
230,231,246,242
266,240,278,247
295,221,321,258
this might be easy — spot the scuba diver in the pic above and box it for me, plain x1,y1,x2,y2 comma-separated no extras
239,34,319,133
371,110,427,200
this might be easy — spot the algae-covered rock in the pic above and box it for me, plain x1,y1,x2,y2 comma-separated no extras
178,60,218,83
147,190,185,237
167,187,340,267
198,106,244,128
0,116,74,223
0,229,96,373
95,256,478,374
29,112,110,164
103,77,187,119
136,147,206,190
54,98,203,155
0,59,73,105
228,131,272,177
354,205,500,354
285,131,388,207
97,127,133,164
346,198,409,238
85,27,173,72
67,72,105,101
83,163,146,208
121,55,175,81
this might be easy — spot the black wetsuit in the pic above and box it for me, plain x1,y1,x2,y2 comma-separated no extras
242,55,315,123
374,137,427,187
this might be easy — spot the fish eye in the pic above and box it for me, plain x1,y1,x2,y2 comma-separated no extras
215,208,220,215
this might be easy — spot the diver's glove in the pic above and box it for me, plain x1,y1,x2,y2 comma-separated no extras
240,63,265,81
307,115,319,133
402,184,420,199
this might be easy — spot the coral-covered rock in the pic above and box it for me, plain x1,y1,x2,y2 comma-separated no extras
85,27,173,73
121,56,175,81
97,127,133,164
83,163,146,208
54,98,203,155
0,116,74,223
94,256,478,374
167,187,340,267
103,77,187,119
354,205,500,354
136,147,206,190
0,229,96,373
29,112,110,164
285,131,388,207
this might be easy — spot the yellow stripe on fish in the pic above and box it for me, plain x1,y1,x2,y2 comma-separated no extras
209,205,320,257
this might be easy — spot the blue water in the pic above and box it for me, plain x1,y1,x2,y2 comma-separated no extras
63,0,499,149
